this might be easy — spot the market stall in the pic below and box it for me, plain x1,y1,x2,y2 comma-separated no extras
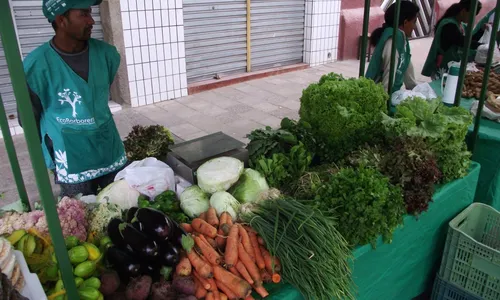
429,80,500,210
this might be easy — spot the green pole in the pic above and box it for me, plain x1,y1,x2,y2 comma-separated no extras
470,0,500,153
0,2,79,299
359,0,372,77
0,94,30,211
388,0,402,110
454,0,478,107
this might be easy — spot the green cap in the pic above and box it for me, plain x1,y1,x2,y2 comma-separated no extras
43,0,102,22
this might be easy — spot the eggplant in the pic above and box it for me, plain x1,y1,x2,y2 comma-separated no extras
119,222,159,260
107,218,127,248
158,242,180,267
136,208,173,241
170,221,188,247
131,220,142,231
106,246,141,281
126,207,139,223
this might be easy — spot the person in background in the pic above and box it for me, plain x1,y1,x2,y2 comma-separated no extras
18,0,127,197
422,0,484,79
474,8,500,46
365,1,420,94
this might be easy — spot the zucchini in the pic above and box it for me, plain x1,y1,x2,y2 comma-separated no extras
68,245,89,264
82,277,101,290
74,261,96,278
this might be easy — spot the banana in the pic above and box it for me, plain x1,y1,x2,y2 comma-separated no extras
7,230,27,246
16,235,28,252
23,234,36,258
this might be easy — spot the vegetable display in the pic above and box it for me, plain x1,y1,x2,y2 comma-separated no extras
138,190,189,224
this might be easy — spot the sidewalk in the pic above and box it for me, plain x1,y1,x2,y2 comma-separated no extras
0,38,433,206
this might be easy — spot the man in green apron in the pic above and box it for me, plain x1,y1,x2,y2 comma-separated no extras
19,0,127,197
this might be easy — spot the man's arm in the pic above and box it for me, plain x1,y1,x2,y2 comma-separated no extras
17,84,43,142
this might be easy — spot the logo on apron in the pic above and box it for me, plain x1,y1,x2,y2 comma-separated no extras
56,89,95,125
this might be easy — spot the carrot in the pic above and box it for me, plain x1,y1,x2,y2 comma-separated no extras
226,213,233,226
213,265,252,298
260,246,280,274
220,223,231,235
206,292,215,300
175,253,192,276
193,270,211,289
253,285,269,298
191,218,217,238
199,212,207,221
181,223,193,233
215,279,238,300
213,289,221,300
187,249,213,279
204,236,218,249
225,225,239,267
245,296,255,300
194,276,208,298
238,225,255,261
195,235,221,265
220,293,228,300
229,266,240,277
272,273,281,283
219,212,229,225
236,261,254,285
206,207,219,227
257,236,265,246
207,277,219,292
260,269,272,283
238,243,262,286
216,229,227,250
249,232,265,269
274,256,281,272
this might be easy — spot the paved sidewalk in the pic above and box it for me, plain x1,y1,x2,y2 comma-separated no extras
0,38,433,206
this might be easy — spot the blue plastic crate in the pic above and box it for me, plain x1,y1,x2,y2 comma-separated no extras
432,274,483,300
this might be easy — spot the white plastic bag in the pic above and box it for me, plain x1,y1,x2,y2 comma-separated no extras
115,157,175,199
470,100,500,122
175,175,192,199
479,24,492,44
391,83,438,105
475,43,500,65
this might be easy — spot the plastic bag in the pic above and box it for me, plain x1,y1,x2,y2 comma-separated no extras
114,157,175,199
175,175,192,199
471,100,500,122
475,43,500,65
479,24,492,44
391,83,438,105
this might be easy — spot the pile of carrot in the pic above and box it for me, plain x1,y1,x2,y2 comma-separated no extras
178,207,281,300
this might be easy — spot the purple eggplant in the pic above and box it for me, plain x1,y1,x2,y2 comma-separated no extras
135,208,173,241
158,242,180,267
119,223,159,261
108,218,127,248
106,246,141,282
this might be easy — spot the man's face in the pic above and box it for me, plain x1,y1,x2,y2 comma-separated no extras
58,8,95,41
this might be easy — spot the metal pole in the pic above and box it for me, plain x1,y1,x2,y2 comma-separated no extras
0,94,30,211
454,0,478,106
388,0,402,109
246,0,251,72
470,1,500,153
0,1,79,299
359,0,372,77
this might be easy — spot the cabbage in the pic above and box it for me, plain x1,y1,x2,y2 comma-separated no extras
97,180,140,209
210,191,241,220
180,185,210,218
230,169,269,204
196,157,244,193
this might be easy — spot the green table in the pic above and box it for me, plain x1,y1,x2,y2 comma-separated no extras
429,80,500,210
263,162,481,300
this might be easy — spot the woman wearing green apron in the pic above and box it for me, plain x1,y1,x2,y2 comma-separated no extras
422,0,484,80
365,1,420,94
19,0,127,197
474,9,500,45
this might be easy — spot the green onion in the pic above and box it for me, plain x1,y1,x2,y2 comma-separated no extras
241,198,354,300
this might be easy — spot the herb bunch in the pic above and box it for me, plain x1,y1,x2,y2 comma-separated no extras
123,125,175,161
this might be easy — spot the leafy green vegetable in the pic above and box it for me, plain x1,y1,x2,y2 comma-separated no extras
229,169,269,204
241,197,354,300
123,125,175,161
135,190,189,223
246,126,298,167
179,186,210,218
299,74,388,162
382,98,473,182
315,166,405,247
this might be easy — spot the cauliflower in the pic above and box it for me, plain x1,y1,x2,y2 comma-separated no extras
87,203,122,242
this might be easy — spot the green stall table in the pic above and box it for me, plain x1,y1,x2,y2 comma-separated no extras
429,80,500,210
261,162,481,300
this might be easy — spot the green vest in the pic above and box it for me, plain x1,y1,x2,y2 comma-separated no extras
365,27,411,93
422,18,476,78
23,39,127,184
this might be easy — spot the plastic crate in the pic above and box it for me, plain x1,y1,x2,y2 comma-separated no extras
432,274,483,300
438,203,500,300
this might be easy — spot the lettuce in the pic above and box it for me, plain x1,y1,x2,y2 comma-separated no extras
196,157,244,193
229,169,269,204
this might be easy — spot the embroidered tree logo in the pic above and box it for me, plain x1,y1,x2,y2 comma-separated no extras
58,89,82,118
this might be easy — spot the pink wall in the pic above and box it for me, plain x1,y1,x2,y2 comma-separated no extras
338,0,496,61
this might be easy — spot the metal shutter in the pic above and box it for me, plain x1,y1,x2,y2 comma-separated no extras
0,1,104,116
183,0,247,83
250,0,305,71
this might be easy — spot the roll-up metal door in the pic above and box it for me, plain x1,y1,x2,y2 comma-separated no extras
250,0,305,71
183,0,247,83
0,38,16,116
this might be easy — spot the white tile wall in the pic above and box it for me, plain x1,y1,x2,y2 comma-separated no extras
121,0,187,107
304,0,341,66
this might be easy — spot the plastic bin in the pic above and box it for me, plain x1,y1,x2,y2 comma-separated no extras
14,250,46,300
432,274,483,300
438,203,500,300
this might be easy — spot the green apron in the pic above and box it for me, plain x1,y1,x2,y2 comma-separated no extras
365,27,411,93
23,38,127,184
422,18,476,78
